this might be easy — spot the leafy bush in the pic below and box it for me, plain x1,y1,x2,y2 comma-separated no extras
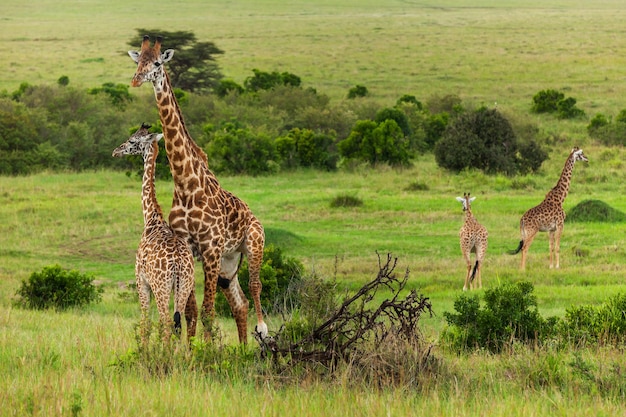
338,119,412,166
531,89,564,113
442,281,551,353
244,69,301,92
205,122,278,175
215,244,304,316
347,85,368,99
531,89,585,119
14,265,103,310
557,293,626,346
434,107,547,175
275,127,338,170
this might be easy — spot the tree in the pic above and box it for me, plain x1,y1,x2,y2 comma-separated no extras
128,29,224,93
338,119,412,166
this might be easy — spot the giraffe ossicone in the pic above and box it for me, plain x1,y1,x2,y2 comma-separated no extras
509,147,588,270
128,36,268,344
457,192,488,291
113,124,198,345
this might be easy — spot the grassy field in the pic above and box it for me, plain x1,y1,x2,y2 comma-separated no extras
4,0,626,415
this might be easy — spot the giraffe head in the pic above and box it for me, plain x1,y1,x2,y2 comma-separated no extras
456,192,475,212
571,147,589,163
112,123,163,159
128,35,174,89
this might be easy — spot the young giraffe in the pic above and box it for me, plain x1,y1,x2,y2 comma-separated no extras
113,124,197,344
509,147,588,270
456,193,488,291
128,36,268,343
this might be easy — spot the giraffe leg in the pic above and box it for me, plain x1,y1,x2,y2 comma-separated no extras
554,225,564,269
462,250,472,291
154,291,173,343
520,229,538,271
200,247,222,341
184,286,198,342
219,274,249,343
137,276,152,347
548,231,556,269
245,218,268,339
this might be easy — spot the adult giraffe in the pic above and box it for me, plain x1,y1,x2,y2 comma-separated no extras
128,36,268,343
509,147,588,270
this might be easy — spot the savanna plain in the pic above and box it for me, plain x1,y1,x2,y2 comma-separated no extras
3,1,626,416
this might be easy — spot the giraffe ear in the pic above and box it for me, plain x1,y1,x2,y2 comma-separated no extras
456,197,465,203
128,50,140,63
469,197,476,203
161,49,175,63
155,133,164,142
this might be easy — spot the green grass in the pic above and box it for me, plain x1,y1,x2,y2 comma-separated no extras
5,0,626,415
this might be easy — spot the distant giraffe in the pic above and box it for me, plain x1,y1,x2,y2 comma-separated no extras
509,147,588,270
456,193,488,291
128,36,267,343
113,124,197,345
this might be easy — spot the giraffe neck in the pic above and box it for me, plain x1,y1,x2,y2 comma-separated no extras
545,153,576,205
151,70,217,190
141,141,165,227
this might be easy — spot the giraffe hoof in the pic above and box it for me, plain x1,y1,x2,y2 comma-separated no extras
255,322,269,340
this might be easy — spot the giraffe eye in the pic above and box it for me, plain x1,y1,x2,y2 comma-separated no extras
154,61,161,67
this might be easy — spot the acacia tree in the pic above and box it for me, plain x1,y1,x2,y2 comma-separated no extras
128,29,224,92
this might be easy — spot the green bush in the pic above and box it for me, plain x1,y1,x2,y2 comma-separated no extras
566,199,626,223
557,293,626,346
14,265,103,310
205,122,278,175
275,127,338,170
442,281,551,353
531,89,564,113
338,119,412,166
347,85,368,99
434,108,547,175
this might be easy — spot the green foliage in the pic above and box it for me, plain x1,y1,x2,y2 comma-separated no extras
347,84,368,99
57,76,70,87
375,107,411,138
129,29,224,93
243,69,301,92
531,89,585,119
215,79,244,97
442,281,551,353
338,119,412,166
566,199,626,223
275,127,338,170
434,108,547,175
14,265,103,310
205,122,278,175
215,244,304,316
396,94,423,110
531,89,564,113
588,110,626,146
88,82,134,109
557,293,626,346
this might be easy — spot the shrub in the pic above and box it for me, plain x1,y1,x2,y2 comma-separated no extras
243,69,301,92
14,265,103,310
396,94,423,110
347,85,368,99
557,293,626,346
275,127,338,170
205,122,278,175
215,79,244,97
434,107,547,175
338,119,412,166
442,281,551,353
531,89,564,113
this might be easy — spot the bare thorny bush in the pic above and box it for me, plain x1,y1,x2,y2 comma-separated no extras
255,252,439,387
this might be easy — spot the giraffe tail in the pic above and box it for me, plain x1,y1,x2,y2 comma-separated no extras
469,260,479,283
508,240,523,255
